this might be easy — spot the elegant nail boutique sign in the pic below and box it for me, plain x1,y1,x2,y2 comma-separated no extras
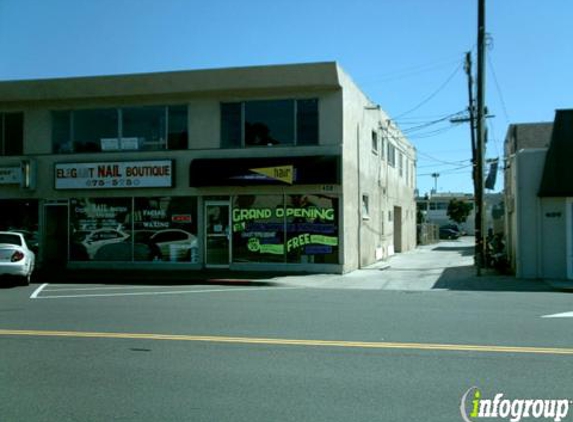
55,160,173,190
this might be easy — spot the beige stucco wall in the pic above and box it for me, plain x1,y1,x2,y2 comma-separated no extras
338,66,416,272
0,62,416,274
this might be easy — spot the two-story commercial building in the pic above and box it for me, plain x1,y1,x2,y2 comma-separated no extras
0,62,416,275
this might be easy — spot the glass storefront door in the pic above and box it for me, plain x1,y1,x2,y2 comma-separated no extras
205,201,230,267
43,203,69,269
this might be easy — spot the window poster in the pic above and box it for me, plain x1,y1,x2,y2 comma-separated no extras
70,198,131,261
232,194,339,264
133,197,197,262
69,196,197,262
286,195,338,263
232,195,285,263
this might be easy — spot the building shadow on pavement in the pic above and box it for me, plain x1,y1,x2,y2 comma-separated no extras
432,265,565,293
432,246,474,257
34,268,309,287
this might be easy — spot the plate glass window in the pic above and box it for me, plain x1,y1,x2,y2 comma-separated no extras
1,112,24,156
167,105,188,150
73,108,119,153
122,106,166,151
296,99,319,146
221,99,318,148
52,105,188,153
245,100,294,146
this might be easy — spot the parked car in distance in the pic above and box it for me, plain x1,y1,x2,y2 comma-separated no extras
439,224,465,235
439,227,461,240
0,231,36,285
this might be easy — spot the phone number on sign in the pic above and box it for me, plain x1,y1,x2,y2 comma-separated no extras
86,179,142,188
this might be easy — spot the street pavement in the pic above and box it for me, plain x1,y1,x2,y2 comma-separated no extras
1,237,572,422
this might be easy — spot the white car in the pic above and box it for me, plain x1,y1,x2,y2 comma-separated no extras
0,231,36,285
150,229,197,261
80,228,130,260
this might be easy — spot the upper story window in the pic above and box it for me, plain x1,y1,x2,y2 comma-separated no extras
371,131,378,154
221,99,318,148
387,143,396,167
52,105,187,154
0,112,24,156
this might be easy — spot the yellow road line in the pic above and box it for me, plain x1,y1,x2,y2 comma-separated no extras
0,329,572,355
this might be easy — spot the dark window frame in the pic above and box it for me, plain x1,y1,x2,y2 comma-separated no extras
388,143,396,167
51,105,188,154
0,112,24,156
221,98,319,148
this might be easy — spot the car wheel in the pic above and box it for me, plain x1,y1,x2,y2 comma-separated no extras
19,273,31,286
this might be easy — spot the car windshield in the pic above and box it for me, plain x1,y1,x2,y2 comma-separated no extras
0,233,22,246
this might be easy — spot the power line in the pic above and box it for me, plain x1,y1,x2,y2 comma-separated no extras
407,124,462,139
360,55,463,85
401,110,466,134
416,149,471,166
487,53,510,123
487,118,502,159
391,60,464,120
418,164,473,177
418,159,471,169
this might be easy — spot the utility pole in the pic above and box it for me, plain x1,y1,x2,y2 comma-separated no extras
475,0,487,275
462,51,481,275
464,52,477,173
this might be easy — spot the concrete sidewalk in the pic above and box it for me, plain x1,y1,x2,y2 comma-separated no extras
273,237,563,292
36,237,570,292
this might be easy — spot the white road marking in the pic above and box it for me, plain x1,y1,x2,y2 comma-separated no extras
542,311,573,318
43,285,226,292
30,283,49,299
33,286,302,299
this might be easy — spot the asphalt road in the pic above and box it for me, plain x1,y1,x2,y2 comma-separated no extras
1,277,572,421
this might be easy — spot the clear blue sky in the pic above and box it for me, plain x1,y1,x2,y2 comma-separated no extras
1,0,571,195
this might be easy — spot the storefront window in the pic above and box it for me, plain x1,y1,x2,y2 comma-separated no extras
232,194,339,264
133,197,198,262
286,195,338,263
232,195,285,263
70,198,131,261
